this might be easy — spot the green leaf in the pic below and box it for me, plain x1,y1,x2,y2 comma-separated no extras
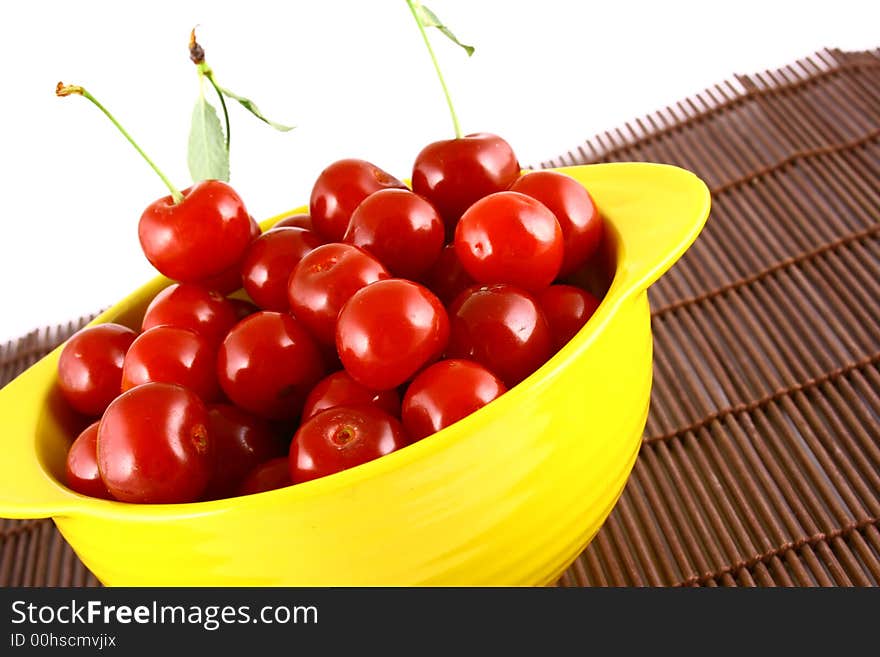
415,3,475,56
220,86,295,132
188,94,230,182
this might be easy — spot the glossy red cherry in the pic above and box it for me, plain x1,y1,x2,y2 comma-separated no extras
289,405,409,483
241,227,323,311
302,370,401,422
141,283,239,348
419,244,475,306
65,421,112,499
402,359,507,441
121,326,220,402
217,311,326,420
237,457,292,496
446,284,552,387
309,159,406,242
343,188,445,279
194,214,262,294
57,323,138,417
455,191,563,292
203,404,285,499
270,213,314,232
510,170,604,277
97,382,212,504
138,179,252,282
287,243,390,346
538,284,601,351
411,133,520,232
336,279,449,391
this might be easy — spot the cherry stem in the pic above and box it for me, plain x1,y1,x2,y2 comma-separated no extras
56,83,184,204
204,68,230,151
405,0,462,139
191,29,230,151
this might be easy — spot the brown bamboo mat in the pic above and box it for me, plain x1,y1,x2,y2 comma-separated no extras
2,47,879,587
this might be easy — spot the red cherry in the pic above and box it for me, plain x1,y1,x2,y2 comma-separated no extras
203,404,285,500
455,191,563,292
411,133,520,233
194,214,263,294
65,421,112,499
57,323,138,417
446,284,552,387
302,370,401,422
287,243,390,346
343,188,445,279
141,283,238,348
289,405,408,483
309,159,406,242
419,243,476,306
237,457,292,496
270,213,315,232
217,311,326,420
402,359,507,441
121,326,220,402
138,180,252,282
336,279,449,391
241,227,323,311
538,284,601,351
510,170,604,277
97,382,212,504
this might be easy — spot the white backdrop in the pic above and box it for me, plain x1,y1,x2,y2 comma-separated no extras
0,0,877,343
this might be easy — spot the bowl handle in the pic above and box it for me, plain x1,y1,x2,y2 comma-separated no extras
553,162,711,297
0,353,82,519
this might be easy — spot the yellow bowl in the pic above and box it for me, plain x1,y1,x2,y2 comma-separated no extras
0,163,709,586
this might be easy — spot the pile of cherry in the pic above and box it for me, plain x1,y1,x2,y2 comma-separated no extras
58,133,605,505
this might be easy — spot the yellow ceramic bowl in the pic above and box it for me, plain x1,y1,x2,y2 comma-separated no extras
0,163,709,586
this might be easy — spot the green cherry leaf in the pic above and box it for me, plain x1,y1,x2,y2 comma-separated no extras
415,3,475,56
187,94,230,183
219,86,295,132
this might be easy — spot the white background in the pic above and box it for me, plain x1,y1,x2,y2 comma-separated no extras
0,0,877,344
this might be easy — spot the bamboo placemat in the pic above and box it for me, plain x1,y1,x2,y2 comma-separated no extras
2,47,878,587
